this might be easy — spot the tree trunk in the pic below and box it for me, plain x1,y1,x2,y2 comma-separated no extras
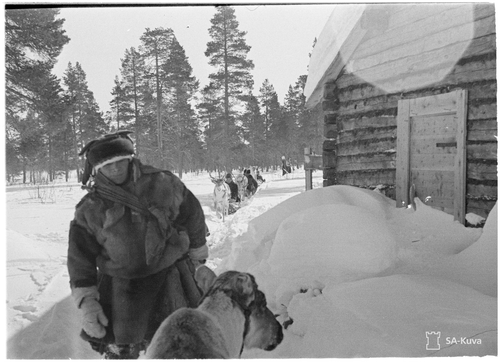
155,43,163,168
48,135,54,182
71,112,81,182
133,63,140,157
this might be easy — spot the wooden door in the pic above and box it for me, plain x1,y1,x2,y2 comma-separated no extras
396,90,467,223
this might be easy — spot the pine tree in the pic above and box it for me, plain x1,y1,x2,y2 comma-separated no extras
205,6,255,157
240,93,265,167
259,79,291,166
5,8,69,182
293,75,322,156
15,110,45,183
5,8,69,111
140,27,175,167
63,62,106,179
110,76,134,131
163,36,200,176
198,83,223,171
283,81,303,163
119,47,146,155
36,73,68,181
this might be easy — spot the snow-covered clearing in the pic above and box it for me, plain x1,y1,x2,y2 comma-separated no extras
3,169,497,358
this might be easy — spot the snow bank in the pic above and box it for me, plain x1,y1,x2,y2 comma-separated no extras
389,198,481,256
268,203,397,284
7,295,100,359
424,202,498,297
7,229,52,262
220,185,394,272
282,274,497,357
220,185,495,357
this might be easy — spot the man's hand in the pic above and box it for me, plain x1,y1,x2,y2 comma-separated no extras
80,297,108,338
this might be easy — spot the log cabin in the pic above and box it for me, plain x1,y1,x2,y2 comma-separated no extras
304,3,497,223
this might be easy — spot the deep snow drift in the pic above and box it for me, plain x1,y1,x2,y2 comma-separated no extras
4,171,497,358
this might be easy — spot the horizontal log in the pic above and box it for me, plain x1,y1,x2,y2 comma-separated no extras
323,167,337,180
324,123,338,139
467,103,497,121
335,89,495,124
323,179,336,187
338,95,399,116
338,160,396,172
323,150,337,168
339,116,397,131
336,169,396,187
468,119,497,132
467,143,498,159
323,82,337,100
337,152,395,169
467,80,497,100
441,57,496,85
322,100,339,112
468,130,497,142
338,126,397,143
337,139,396,156
338,73,496,104
324,113,337,124
467,162,497,181
467,183,497,198
466,199,497,219
323,140,336,151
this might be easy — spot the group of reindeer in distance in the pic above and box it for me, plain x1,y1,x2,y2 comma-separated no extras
209,166,265,222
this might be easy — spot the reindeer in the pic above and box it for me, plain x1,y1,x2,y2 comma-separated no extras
210,172,230,221
234,172,248,203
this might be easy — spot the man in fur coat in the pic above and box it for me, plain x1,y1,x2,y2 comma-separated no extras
67,131,213,359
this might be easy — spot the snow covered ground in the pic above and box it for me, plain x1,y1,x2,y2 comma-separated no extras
3,168,497,358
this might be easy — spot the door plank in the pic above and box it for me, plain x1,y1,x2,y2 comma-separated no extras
454,89,468,223
396,99,411,207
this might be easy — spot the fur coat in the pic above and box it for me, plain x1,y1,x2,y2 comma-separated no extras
67,159,208,289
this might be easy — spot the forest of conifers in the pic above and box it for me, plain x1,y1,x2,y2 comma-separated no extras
5,6,323,183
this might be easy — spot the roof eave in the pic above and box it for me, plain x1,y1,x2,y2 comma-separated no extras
305,4,368,109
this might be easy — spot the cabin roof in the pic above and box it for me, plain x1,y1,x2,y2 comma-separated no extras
304,4,367,109
304,4,482,109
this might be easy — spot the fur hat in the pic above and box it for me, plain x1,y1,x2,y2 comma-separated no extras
87,137,134,171
79,131,135,184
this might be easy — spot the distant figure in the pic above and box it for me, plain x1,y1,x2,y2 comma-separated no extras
244,169,258,196
224,173,240,202
281,156,291,176
256,170,265,184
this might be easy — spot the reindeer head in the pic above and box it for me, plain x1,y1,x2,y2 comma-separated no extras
209,172,225,187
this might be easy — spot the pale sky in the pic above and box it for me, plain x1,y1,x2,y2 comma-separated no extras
51,3,337,114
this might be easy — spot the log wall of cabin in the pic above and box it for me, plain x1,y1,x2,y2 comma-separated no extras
321,3,497,219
